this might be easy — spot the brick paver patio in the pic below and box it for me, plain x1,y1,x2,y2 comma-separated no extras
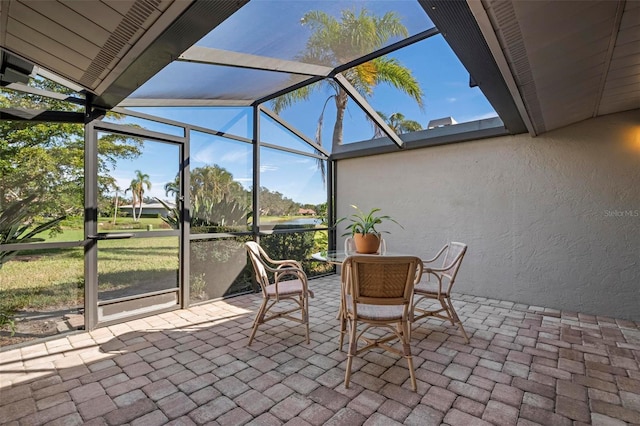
1,274,639,425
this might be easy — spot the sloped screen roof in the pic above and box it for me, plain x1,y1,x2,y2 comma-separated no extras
125,0,435,106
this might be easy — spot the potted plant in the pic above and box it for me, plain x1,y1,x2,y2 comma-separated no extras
337,205,403,254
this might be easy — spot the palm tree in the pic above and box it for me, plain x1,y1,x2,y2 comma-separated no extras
272,8,424,156
125,170,151,221
164,174,181,211
190,165,244,203
372,111,423,138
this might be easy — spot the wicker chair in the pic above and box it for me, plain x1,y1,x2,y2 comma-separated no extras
412,242,469,342
245,241,313,345
341,255,423,391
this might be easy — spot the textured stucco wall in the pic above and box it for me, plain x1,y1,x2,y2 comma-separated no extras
336,110,640,320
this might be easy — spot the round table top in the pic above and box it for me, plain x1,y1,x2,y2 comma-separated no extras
311,250,413,264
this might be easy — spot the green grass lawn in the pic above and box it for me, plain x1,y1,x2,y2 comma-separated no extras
1,216,329,317
0,236,180,312
0,247,85,311
39,217,170,242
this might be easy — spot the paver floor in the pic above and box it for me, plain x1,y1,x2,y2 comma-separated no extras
1,274,639,425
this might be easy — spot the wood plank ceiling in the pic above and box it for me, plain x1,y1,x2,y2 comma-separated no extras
1,0,185,91
476,0,639,135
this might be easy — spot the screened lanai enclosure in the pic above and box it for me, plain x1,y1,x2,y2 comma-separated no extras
1,0,638,346
0,0,501,344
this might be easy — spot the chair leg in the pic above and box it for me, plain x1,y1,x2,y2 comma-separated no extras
303,294,310,344
439,298,456,326
401,320,417,391
344,318,357,388
248,298,268,346
443,297,469,343
338,312,346,351
338,294,348,351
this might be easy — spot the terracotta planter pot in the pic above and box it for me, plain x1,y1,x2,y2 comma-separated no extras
353,233,380,254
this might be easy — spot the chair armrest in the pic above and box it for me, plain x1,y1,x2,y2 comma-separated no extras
413,262,424,285
274,267,307,282
274,266,309,294
259,260,301,274
424,266,450,274
422,269,445,295
259,248,303,270
276,260,303,270
422,245,447,265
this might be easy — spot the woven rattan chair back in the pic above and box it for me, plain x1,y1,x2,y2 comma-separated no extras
350,257,414,302
440,242,466,287
245,241,271,295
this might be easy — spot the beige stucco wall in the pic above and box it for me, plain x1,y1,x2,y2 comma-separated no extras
336,110,640,320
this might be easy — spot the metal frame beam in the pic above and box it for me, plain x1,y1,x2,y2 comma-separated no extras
251,105,260,245
332,117,508,160
332,27,440,76
118,98,253,107
253,75,324,106
112,106,253,144
179,46,333,77
1,82,85,105
260,106,330,157
84,120,99,330
333,74,404,148
0,108,84,122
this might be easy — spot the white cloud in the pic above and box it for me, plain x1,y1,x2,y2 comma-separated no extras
192,145,216,164
235,177,252,189
114,176,130,192
193,146,249,165
221,150,249,163
260,164,278,172
446,97,457,103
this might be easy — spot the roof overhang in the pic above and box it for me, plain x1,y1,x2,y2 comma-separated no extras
0,0,247,110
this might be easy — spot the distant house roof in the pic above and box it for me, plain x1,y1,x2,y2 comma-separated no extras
427,117,458,129
120,202,175,209
298,208,316,215
119,202,175,218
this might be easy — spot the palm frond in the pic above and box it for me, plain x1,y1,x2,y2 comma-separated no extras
271,84,315,114
372,57,424,109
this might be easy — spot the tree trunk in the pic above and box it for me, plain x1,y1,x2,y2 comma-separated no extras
332,89,349,153
113,191,119,225
131,193,138,222
136,191,143,221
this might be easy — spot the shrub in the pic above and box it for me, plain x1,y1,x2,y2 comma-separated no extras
0,308,16,336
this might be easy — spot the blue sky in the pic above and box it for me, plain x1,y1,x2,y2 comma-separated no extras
108,2,497,207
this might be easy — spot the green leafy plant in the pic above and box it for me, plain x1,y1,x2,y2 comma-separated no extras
0,307,17,336
190,273,207,300
155,194,252,231
155,198,179,229
0,194,66,268
338,205,403,237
